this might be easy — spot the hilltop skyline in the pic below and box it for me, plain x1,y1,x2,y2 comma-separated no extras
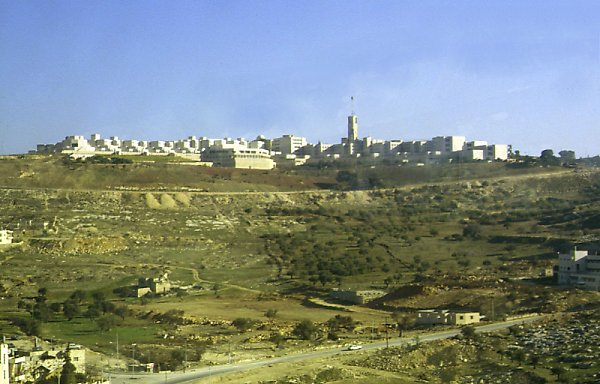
1,1,599,156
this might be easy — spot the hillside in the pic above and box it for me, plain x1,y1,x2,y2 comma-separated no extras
0,154,570,191
0,156,599,382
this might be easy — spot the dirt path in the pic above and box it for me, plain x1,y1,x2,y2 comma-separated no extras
177,266,262,295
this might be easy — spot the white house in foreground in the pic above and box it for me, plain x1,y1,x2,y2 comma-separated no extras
0,230,13,245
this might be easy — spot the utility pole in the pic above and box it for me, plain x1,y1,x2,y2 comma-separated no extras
184,342,187,373
228,342,232,364
385,325,389,349
384,316,391,349
131,343,136,373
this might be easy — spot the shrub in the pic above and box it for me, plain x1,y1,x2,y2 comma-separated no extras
463,223,483,239
461,325,477,339
14,318,41,336
293,320,319,340
264,309,278,319
232,317,255,332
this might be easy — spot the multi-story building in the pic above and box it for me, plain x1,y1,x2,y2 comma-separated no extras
201,147,275,170
122,139,143,153
557,247,600,290
272,135,307,155
459,148,486,161
486,144,509,161
36,144,56,154
429,136,466,153
399,140,427,154
464,140,488,150
59,136,97,154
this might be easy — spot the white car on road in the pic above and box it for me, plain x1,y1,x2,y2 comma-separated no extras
346,344,363,351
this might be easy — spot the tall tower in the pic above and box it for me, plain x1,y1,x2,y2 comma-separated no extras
347,114,358,142
347,96,358,142
346,96,358,155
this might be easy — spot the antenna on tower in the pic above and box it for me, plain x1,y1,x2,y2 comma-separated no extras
350,96,355,116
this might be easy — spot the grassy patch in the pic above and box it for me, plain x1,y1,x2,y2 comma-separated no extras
42,318,161,353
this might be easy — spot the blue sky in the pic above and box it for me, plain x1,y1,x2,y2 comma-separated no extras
1,0,599,156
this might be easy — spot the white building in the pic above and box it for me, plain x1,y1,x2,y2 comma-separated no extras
59,136,97,154
416,309,481,326
148,141,169,153
1,344,9,384
399,140,427,154
429,136,466,153
122,140,143,153
486,144,508,161
557,247,600,290
459,149,486,161
272,135,307,155
464,140,488,150
201,147,275,169
0,230,13,245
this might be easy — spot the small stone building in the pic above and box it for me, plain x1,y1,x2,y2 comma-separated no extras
416,309,480,326
137,273,172,296
330,289,386,304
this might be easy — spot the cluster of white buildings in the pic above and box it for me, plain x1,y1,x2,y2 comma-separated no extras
0,342,86,384
557,247,600,291
296,115,508,165
35,114,509,170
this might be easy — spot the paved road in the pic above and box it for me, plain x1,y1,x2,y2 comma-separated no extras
108,315,544,384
